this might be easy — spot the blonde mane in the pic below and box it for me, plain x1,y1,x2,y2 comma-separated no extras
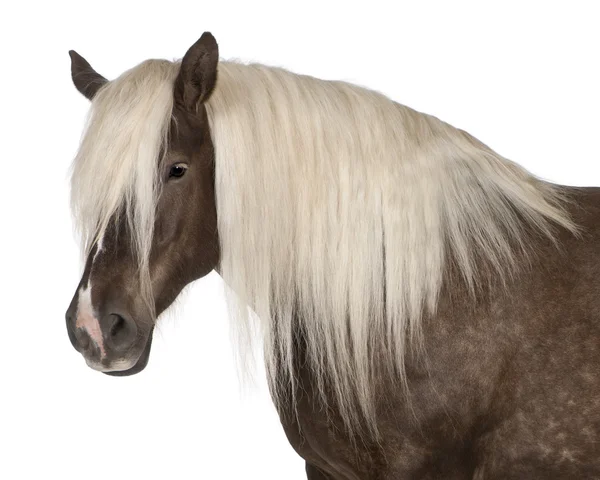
71,60,178,307
71,58,575,434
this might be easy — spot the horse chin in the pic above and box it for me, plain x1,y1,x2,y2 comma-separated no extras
104,329,154,377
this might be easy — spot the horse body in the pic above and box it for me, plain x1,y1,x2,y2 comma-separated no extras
65,33,600,478
284,187,600,478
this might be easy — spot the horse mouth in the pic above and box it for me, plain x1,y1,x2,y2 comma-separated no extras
103,329,154,377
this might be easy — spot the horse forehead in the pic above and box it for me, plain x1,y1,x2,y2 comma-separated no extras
169,106,210,151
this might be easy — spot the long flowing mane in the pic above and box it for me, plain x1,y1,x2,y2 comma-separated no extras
71,60,178,307
71,58,575,434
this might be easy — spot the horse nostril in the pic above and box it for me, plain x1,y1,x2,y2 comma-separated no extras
106,314,136,351
109,314,124,337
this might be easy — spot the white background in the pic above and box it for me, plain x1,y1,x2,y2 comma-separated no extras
1,1,599,479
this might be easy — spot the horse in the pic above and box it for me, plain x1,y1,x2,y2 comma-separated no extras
64,32,600,478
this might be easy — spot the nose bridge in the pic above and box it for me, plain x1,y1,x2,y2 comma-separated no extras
65,236,119,361
66,240,97,349
73,282,108,359
89,226,143,303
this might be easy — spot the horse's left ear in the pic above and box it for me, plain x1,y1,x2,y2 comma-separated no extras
174,32,219,111
68,50,107,100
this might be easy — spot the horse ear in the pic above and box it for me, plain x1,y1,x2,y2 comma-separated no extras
174,32,219,111
69,50,108,100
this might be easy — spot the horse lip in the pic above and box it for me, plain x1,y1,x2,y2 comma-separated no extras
103,329,154,377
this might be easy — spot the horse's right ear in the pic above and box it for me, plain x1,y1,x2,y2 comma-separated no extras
174,32,219,111
69,50,107,100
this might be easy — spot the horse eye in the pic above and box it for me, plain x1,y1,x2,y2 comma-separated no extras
169,164,187,179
